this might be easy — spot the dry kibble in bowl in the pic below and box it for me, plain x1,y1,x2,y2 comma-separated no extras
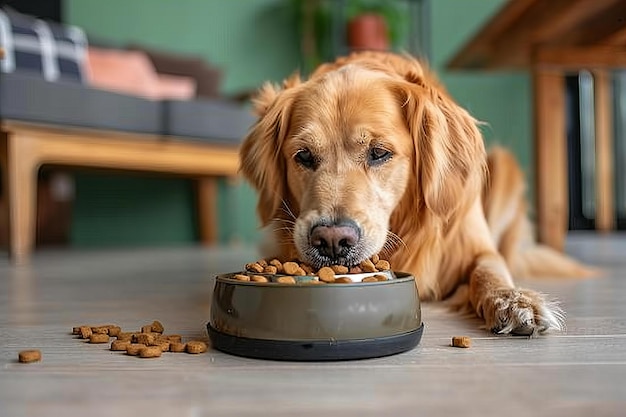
234,254,393,285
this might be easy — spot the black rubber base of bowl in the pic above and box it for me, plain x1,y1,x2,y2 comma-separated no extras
207,323,424,361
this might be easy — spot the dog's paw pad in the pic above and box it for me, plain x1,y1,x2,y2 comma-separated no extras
486,289,565,336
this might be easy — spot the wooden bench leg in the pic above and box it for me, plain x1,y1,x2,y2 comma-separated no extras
1,132,38,264
196,177,219,246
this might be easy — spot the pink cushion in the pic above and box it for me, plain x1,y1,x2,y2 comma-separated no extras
85,47,195,100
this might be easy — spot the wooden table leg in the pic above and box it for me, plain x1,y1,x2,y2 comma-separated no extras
593,69,615,232
533,69,568,251
196,177,219,246
1,131,38,263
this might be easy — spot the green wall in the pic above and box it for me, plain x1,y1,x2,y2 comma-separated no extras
431,0,533,190
64,0,533,248
64,0,301,247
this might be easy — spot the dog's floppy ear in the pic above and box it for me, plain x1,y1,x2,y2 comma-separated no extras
240,80,297,225
396,74,486,220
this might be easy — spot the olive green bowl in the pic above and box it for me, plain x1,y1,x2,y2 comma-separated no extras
207,271,423,361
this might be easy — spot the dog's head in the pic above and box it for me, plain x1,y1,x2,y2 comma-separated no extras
240,52,486,269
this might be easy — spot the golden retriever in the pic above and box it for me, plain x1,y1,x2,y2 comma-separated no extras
240,51,591,336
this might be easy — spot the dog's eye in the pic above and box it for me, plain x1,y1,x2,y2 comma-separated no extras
369,147,392,165
295,149,316,169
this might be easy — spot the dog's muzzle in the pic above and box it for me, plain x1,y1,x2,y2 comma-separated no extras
308,219,361,265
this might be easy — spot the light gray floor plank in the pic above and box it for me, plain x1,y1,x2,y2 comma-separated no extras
1,233,625,416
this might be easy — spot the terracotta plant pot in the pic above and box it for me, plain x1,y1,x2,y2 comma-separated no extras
347,13,389,51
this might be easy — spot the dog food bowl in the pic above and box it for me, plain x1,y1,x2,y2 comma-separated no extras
207,271,423,361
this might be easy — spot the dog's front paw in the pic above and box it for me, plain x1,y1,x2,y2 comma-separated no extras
483,289,565,336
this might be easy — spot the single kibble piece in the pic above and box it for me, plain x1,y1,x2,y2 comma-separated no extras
251,275,269,283
116,332,133,342
139,346,162,358
317,267,336,283
452,336,471,348
79,326,92,339
360,259,377,272
234,274,250,281
349,266,362,274
169,342,187,353
330,265,349,274
151,320,165,334
374,274,389,281
245,262,264,273
269,259,283,272
135,333,155,346
72,326,82,335
263,265,278,275
361,276,378,282
89,333,110,344
282,262,300,275
126,343,146,356
108,326,122,337
276,276,296,284
371,254,380,264
186,341,208,354
165,334,182,343
334,277,353,284
18,350,41,363
154,340,171,352
110,340,131,351
141,325,153,333
300,263,315,275
92,327,109,334
375,260,391,271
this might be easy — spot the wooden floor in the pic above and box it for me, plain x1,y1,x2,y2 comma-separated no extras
1,233,625,416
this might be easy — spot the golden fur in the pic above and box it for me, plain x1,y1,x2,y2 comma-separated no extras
240,51,592,335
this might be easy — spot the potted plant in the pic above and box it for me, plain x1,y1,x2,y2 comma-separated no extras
346,0,405,51
293,0,406,71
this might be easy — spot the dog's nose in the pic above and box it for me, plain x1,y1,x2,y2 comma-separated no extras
310,220,360,259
